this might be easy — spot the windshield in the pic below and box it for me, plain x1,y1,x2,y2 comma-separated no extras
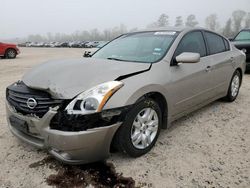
235,30,250,41
92,31,177,63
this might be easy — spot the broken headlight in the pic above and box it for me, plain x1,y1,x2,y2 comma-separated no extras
65,81,124,115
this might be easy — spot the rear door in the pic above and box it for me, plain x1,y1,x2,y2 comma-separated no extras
168,31,214,116
203,31,234,97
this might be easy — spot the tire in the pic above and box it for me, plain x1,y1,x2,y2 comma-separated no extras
224,70,241,102
5,49,17,59
114,98,162,157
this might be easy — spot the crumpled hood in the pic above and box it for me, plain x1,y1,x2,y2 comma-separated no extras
23,58,150,99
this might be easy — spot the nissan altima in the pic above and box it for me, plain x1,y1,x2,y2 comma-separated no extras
6,27,246,164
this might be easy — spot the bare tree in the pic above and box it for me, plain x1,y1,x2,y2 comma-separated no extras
222,18,234,38
232,10,246,33
185,14,199,27
245,12,250,28
103,29,112,41
27,34,44,42
90,29,101,41
147,14,169,28
157,14,169,27
46,32,53,42
129,27,138,32
175,16,183,27
205,14,220,31
20,10,250,43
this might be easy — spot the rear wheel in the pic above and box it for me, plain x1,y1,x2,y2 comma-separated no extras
5,49,17,59
114,98,162,157
224,70,241,102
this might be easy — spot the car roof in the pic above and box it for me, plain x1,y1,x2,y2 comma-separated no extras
241,28,250,31
127,27,205,34
124,27,230,41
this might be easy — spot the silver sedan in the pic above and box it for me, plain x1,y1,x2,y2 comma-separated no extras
6,27,246,164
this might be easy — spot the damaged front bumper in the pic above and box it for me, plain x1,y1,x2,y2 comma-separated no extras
6,102,122,164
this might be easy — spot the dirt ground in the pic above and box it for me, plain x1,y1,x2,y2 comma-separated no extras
0,47,249,188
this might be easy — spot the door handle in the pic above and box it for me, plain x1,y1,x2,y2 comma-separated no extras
230,57,234,62
205,66,212,72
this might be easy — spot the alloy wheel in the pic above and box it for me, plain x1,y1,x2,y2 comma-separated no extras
131,108,159,149
231,74,240,97
7,50,16,58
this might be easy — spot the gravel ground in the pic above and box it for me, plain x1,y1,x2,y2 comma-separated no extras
0,48,249,188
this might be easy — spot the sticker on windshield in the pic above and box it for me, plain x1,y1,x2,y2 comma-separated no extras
154,48,162,52
154,31,176,35
153,52,162,56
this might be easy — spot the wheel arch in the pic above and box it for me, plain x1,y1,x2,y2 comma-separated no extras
135,92,169,129
5,47,17,55
110,91,169,153
235,67,243,86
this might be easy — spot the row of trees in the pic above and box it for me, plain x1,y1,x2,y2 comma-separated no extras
27,24,131,43
148,14,198,28
25,10,250,42
150,10,250,37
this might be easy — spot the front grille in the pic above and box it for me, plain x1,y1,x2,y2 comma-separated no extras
6,81,63,118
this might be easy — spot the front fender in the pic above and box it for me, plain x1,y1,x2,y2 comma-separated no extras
104,82,170,112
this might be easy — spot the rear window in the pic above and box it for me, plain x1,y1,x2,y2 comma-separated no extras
205,32,226,55
235,30,250,41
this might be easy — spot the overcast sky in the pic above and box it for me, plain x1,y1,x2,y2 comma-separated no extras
1,0,250,39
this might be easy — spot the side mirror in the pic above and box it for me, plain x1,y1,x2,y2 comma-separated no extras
83,51,92,58
241,48,247,54
228,38,234,41
175,52,200,64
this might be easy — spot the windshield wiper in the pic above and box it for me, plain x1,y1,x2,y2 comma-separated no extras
107,57,128,62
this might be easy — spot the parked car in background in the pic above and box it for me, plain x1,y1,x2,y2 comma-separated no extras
71,41,82,48
0,42,20,59
37,42,45,47
80,41,89,48
231,29,250,71
30,42,37,47
59,42,69,48
97,41,109,48
44,42,51,47
83,41,109,57
18,42,31,47
6,27,246,164
85,41,100,48
43,42,55,48
68,42,74,48
18,40,108,49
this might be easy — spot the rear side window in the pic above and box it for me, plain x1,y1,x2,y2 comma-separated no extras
175,31,207,57
205,32,226,55
223,39,230,51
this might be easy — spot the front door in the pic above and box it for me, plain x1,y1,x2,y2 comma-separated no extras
167,31,214,116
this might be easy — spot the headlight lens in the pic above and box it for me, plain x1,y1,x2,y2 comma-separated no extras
65,81,124,115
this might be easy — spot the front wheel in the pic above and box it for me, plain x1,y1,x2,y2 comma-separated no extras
5,49,17,59
224,70,241,102
114,99,162,157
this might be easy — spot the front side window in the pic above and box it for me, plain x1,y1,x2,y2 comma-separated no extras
93,31,178,63
205,32,226,55
174,31,207,57
235,30,250,41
